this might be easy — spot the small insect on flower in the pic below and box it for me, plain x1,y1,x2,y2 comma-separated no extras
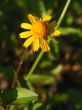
19,14,61,52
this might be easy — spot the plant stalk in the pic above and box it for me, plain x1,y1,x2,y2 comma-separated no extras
25,0,71,81
12,48,27,88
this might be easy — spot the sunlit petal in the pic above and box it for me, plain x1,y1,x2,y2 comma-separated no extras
23,36,35,48
42,15,52,21
53,30,61,36
33,38,39,51
21,23,31,29
34,16,39,21
27,14,37,23
40,38,50,52
19,31,32,38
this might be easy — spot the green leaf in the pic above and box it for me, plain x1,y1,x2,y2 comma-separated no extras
51,64,63,75
59,27,82,38
1,88,38,105
33,102,42,110
39,61,52,68
29,74,55,85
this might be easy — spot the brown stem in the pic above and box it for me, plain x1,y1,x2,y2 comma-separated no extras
12,48,27,88
5,49,27,110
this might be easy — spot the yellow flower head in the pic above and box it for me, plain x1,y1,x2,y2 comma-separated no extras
19,14,61,52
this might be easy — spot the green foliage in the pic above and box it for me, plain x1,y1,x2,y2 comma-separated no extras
1,88,38,105
29,74,55,85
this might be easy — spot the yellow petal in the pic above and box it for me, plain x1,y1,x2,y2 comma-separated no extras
21,23,31,29
27,14,37,23
53,30,61,36
34,16,39,21
33,38,39,51
19,31,32,38
23,36,35,48
40,38,50,52
42,15,52,21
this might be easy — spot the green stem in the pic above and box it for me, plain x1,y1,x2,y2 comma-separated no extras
56,0,71,29
26,0,71,81
26,51,44,80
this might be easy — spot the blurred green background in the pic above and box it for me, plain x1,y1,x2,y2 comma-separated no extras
0,0,82,110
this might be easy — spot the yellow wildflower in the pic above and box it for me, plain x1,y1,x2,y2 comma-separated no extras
19,14,61,52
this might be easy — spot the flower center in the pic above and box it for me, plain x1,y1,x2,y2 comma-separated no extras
31,21,48,37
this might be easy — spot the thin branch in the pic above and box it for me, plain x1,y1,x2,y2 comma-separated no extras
12,48,27,88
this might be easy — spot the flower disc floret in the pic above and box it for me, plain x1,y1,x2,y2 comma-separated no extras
31,21,48,38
